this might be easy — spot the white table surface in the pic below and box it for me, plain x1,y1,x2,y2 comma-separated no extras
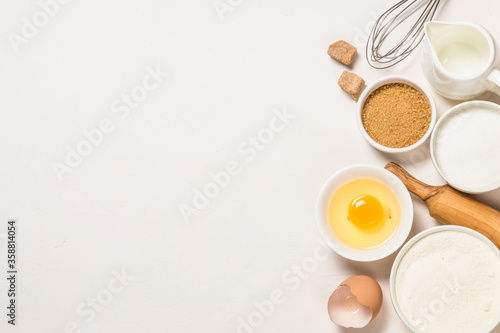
1,0,500,332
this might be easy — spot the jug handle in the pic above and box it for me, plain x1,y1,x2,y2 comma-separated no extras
487,69,500,96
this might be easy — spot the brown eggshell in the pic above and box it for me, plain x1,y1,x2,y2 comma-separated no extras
342,275,383,319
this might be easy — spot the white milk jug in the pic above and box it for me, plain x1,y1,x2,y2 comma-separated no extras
422,21,500,100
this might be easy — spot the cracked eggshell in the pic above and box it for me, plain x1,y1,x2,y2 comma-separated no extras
327,275,383,328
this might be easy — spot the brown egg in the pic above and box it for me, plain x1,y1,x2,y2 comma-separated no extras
327,275,383,328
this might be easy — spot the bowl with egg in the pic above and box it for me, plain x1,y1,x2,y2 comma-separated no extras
356,75,437,153
316,164,413,261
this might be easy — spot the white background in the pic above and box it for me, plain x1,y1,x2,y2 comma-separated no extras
1,0,500,332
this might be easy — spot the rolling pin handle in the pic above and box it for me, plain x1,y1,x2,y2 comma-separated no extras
384,162,440,201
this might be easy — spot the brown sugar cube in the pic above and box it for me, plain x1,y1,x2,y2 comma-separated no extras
338,71,365,101
328,40,357,65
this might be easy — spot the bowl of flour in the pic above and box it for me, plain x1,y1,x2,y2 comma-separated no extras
431,100,500,193
390,226,500,333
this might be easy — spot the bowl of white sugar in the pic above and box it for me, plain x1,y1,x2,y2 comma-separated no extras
390,225,500,333
431,100,500,193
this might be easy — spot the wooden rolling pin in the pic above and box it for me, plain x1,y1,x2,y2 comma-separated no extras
385,162,500,248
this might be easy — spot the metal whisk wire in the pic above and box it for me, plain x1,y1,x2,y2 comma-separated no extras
367,0,442,69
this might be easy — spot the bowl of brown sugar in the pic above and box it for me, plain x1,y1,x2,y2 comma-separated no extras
356,76,436,153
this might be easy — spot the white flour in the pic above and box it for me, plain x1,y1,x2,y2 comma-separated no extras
433,106,500,192
395,230,500,333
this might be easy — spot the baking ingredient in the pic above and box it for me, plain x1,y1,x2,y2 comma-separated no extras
338,70,365,101
328,40,357,65
395,230,500,333
433,105,500,192
362,83,431,148
328,178,400,249
438,43,486,77
348,195,384,229
328,275,383,328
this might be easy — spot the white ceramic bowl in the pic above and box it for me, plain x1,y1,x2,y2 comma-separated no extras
390,225,500,333
430,100,500,193
356,75,437,153
316,164,414,262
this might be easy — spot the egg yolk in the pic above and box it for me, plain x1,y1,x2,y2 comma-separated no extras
348,195,384,229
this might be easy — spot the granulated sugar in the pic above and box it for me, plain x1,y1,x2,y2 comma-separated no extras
362,83,431,148
433,105,500,192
